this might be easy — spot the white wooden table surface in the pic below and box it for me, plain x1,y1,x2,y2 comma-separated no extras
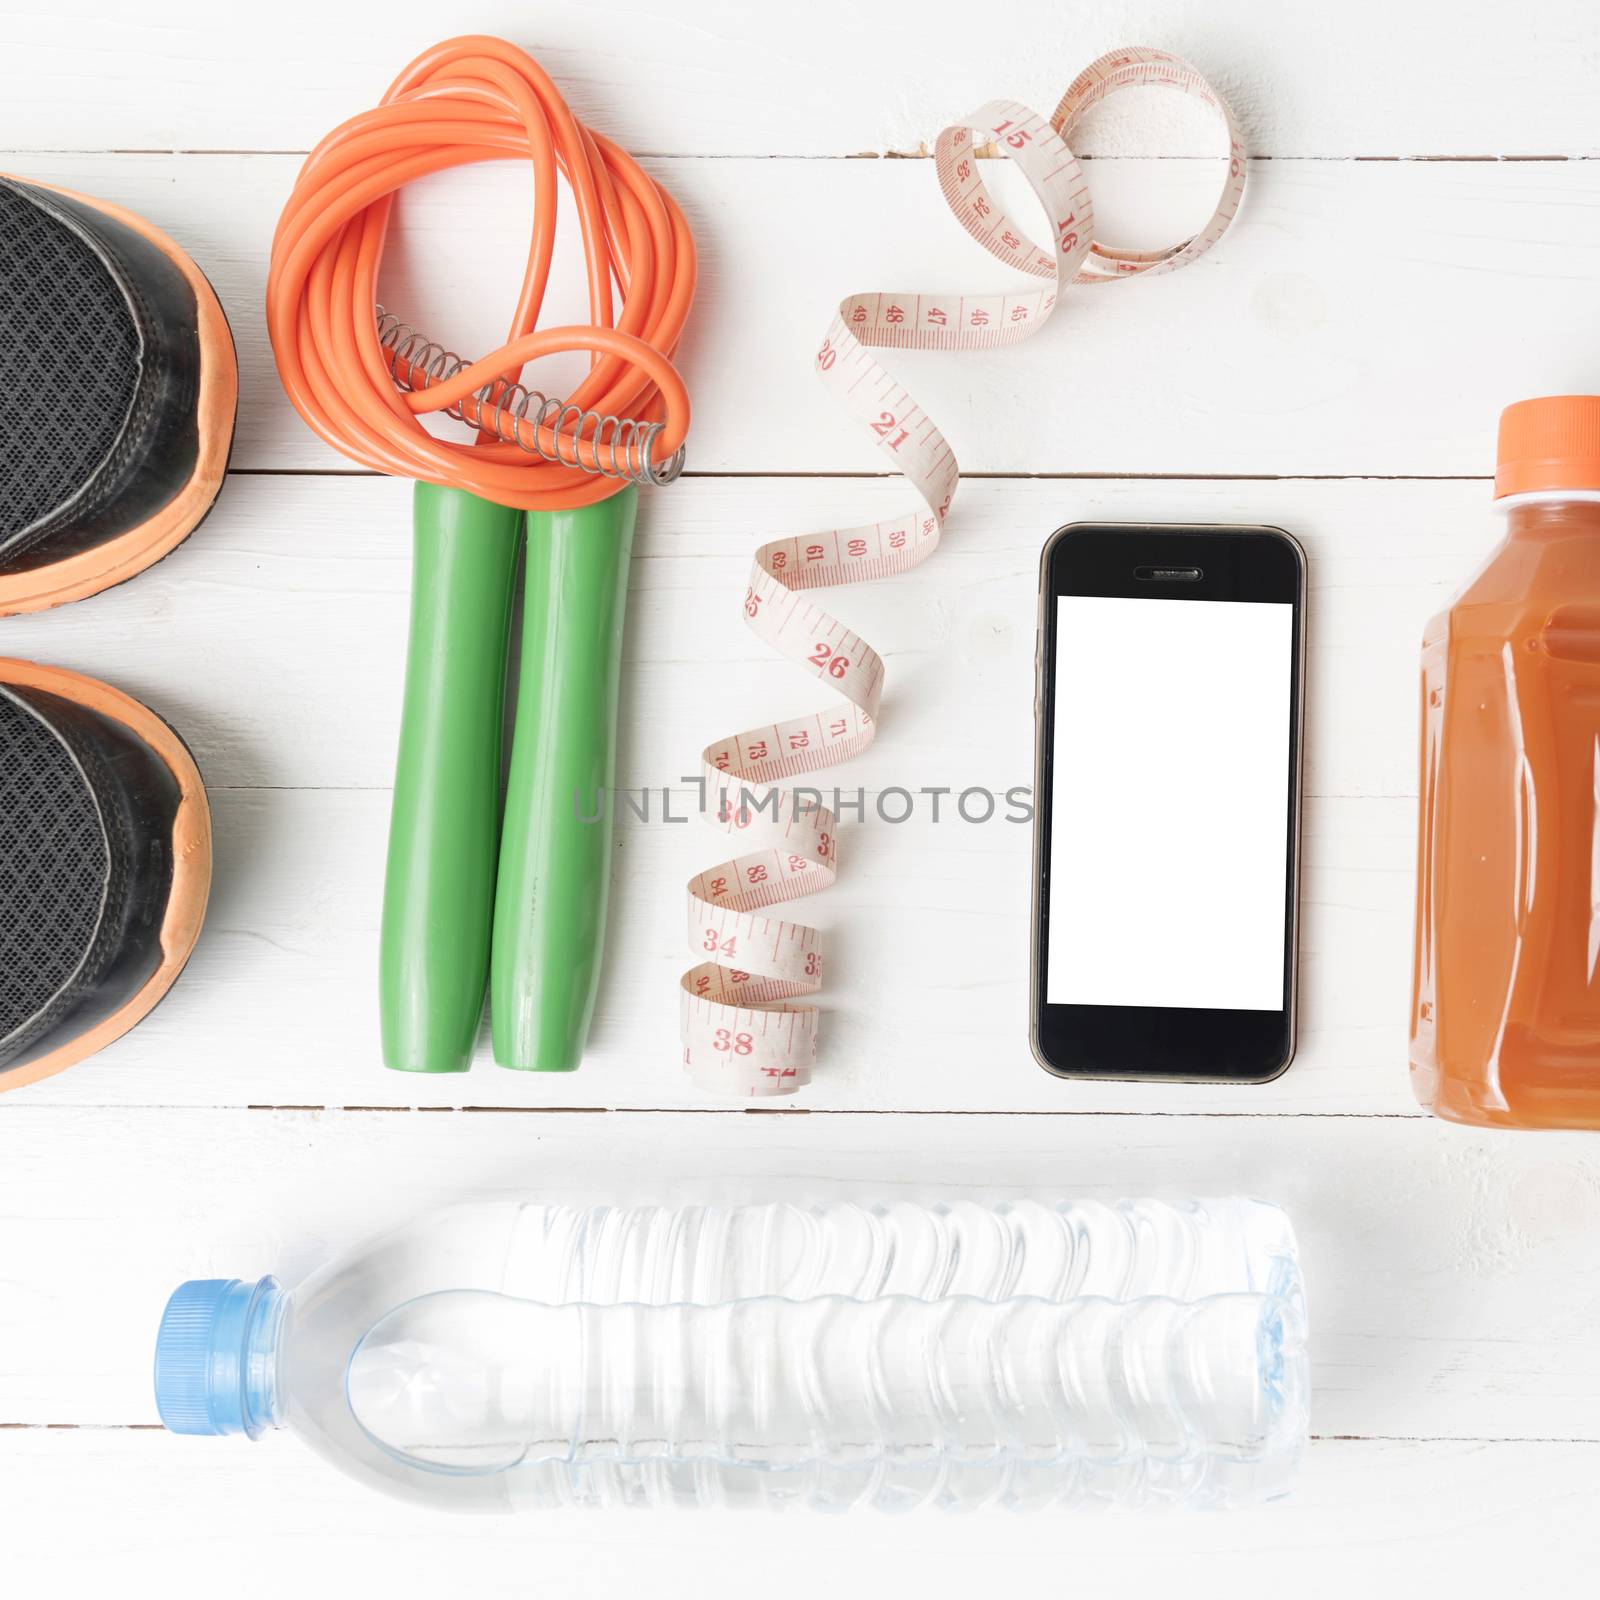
4,2,1599,1592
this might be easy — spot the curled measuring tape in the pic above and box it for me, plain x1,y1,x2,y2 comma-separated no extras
680,47,1245,1096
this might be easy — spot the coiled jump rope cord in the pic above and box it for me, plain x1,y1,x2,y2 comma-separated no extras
267,34,693,507
268,35,696,1076
680,47,1243,1096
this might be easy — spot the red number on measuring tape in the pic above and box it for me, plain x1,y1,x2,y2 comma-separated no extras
713,1029,755,1056
872,412,909,451
809,643,850,678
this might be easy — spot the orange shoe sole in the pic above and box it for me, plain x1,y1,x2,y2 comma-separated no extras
0,179,238,616
0,658,212,1092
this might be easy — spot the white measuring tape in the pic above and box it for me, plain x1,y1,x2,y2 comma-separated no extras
679,47,1245,1095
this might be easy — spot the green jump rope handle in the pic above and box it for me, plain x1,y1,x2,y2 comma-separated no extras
380,483,521,1073
492,487,638,1071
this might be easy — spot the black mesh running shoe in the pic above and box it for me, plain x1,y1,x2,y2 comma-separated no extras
0,176,237,614
0,659,211,1091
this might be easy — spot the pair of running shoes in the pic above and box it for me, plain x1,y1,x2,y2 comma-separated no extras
1,175,236,1091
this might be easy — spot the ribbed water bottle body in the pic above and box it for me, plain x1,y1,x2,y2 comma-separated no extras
157,1199,1308,1513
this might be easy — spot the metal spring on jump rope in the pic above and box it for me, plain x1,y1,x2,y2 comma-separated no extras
374,307,685,488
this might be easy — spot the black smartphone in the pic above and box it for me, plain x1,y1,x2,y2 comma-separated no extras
1031,522,1306,1083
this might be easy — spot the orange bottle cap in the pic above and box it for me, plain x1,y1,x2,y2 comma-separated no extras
1495,396,1600,498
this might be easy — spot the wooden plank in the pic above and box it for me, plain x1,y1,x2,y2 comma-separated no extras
0,786,1416,1112
4,1109,1599,1444
1,1431,1595,1595
1,472,1453,1111
0,473,1472,800
1,0,1597,158
0,152,1588,476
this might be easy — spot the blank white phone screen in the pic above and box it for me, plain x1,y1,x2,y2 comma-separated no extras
1046,594,1293,1011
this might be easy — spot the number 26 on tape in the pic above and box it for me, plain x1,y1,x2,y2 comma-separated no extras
809,641,850,678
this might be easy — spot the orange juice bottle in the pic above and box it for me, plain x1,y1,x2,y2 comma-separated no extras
1413,397,1600,1128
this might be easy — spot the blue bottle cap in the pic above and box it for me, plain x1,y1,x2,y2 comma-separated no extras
154,1276,283,1438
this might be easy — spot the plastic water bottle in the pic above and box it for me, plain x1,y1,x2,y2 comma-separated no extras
153,1197,1308,1512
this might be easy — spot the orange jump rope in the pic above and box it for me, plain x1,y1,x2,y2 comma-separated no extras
267,35,696,1074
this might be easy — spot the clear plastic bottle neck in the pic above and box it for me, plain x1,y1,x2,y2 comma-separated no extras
1499,491,1600,539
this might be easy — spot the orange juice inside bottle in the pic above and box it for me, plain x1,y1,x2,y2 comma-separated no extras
1413,396,1600,1128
